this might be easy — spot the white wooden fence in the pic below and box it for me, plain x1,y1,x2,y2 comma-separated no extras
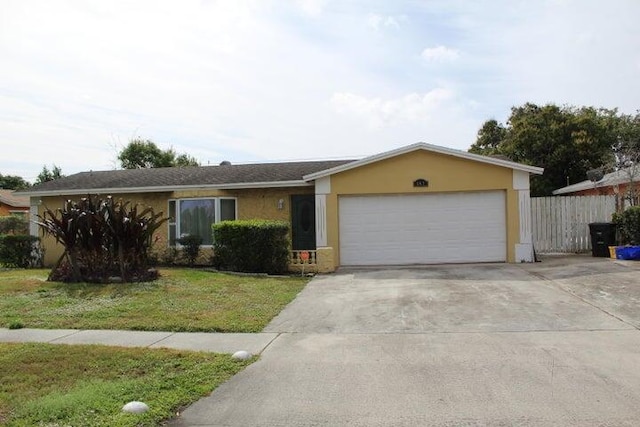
531,195,616,253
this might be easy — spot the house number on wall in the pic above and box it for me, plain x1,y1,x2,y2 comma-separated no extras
413,179,429,187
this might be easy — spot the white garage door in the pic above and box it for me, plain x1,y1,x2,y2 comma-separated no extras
339,191,506,265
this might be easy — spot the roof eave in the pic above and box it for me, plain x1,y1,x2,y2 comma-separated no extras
552,174,637,195
552,187,578,195
303,142,543,181
21,180,312,197
0,197,29,207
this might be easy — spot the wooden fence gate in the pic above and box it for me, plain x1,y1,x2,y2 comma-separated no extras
531,195,616,253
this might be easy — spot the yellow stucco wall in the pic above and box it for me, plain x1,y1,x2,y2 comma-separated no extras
323,150,520,266
36,187,313,266
235,187,314,220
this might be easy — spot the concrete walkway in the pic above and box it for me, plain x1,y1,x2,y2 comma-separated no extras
0,328,278,355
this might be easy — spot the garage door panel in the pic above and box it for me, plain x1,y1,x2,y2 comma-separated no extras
339,192,506,265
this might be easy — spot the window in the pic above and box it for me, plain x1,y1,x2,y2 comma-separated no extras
220,199,236,221
168,198,237,246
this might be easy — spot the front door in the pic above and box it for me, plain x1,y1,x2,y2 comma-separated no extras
291,195,316,250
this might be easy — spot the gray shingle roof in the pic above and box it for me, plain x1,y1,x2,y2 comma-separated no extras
0,189,29,207
18,160,356,195
552,167,637,195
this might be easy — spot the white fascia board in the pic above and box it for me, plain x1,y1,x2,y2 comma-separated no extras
513,170,531,190
552,183,591,195
553,178,610,195
553,180,616,195
303,142,543,181
21,180,311,197
315,176,331,194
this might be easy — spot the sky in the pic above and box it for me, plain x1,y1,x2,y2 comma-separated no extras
1,0,639,183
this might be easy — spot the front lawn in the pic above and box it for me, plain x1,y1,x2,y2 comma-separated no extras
0,342,252,426
0,269,308,332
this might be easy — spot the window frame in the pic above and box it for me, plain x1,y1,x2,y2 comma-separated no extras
168,197,237,247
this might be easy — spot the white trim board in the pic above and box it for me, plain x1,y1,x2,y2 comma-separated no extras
21,180,312,197
304,142,544,181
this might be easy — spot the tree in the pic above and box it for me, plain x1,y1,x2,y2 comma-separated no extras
35,164,64,184
471,119,507,156
0,174,30,190
118,139,173,169
175,153,201,167
118,138,200,169
469,103,633,196
611,139,640,207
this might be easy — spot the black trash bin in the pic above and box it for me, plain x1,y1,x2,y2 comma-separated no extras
588,222,616,257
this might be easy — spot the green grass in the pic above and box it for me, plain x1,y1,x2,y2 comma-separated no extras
0,342,253,426
0,268,308,332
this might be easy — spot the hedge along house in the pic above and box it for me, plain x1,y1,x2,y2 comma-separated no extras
20,143,543,272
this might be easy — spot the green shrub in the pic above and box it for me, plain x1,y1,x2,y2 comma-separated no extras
212,220,289,274
613,206,640,245
161,247,179,266
8,320,24,329
0,234,41,267
0,215,29,234
177,234,203,266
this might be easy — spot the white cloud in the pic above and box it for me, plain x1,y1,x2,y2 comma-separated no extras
331,89,453,128
1,0,639,181
421,45,460,62
496,1,640,112
367,13,401,31
295,0,328,17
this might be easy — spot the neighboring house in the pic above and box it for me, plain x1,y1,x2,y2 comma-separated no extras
552,167,640,208
0,189,29,216
18,143,543,271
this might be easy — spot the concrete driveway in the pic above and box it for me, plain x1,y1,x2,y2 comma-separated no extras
173,256,640,426
265,260,638,333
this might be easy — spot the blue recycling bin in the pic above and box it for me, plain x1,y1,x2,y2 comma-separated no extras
616,246,640,260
